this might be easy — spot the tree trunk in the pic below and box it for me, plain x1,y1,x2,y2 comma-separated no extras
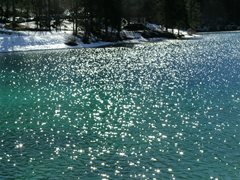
47,0,51,31
105,18,108,37
6,1,9,19
0,1,3,20
74,10,77,35
12,0,16,29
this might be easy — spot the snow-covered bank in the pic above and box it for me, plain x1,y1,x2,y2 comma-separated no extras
0,27,200,53
0,29,116,53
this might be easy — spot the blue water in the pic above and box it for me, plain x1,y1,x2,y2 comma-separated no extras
0,32,240,179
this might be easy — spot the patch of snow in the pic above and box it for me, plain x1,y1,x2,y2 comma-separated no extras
167,28,200,38
146,23,162,31
121,30,142,39
0,31,68,52
0,23,200,53
19,21,37,29
0,28,115,53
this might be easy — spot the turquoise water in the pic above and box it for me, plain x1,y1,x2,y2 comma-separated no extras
0,32,240,179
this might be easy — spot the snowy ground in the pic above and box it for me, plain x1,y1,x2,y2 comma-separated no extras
0,29,116,53
0,22,199,53
0,20,116,53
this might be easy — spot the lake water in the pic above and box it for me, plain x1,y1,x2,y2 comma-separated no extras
0,32,240,179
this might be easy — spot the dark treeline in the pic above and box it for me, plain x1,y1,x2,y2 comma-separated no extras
0,0,240,35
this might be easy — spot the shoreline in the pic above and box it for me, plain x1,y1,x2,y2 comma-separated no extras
198,30,240,35
0,42,115,54
0,28,199,54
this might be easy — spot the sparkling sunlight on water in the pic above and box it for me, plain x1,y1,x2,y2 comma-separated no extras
0,32,240,179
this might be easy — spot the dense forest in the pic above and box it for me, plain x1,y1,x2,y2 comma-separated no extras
0,0,240,38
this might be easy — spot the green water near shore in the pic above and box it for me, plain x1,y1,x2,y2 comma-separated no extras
1,32,240,179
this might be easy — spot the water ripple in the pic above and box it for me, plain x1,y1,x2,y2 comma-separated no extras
0,32,240,179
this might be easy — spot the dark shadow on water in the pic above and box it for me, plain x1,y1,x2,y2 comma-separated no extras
97,42,137,48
